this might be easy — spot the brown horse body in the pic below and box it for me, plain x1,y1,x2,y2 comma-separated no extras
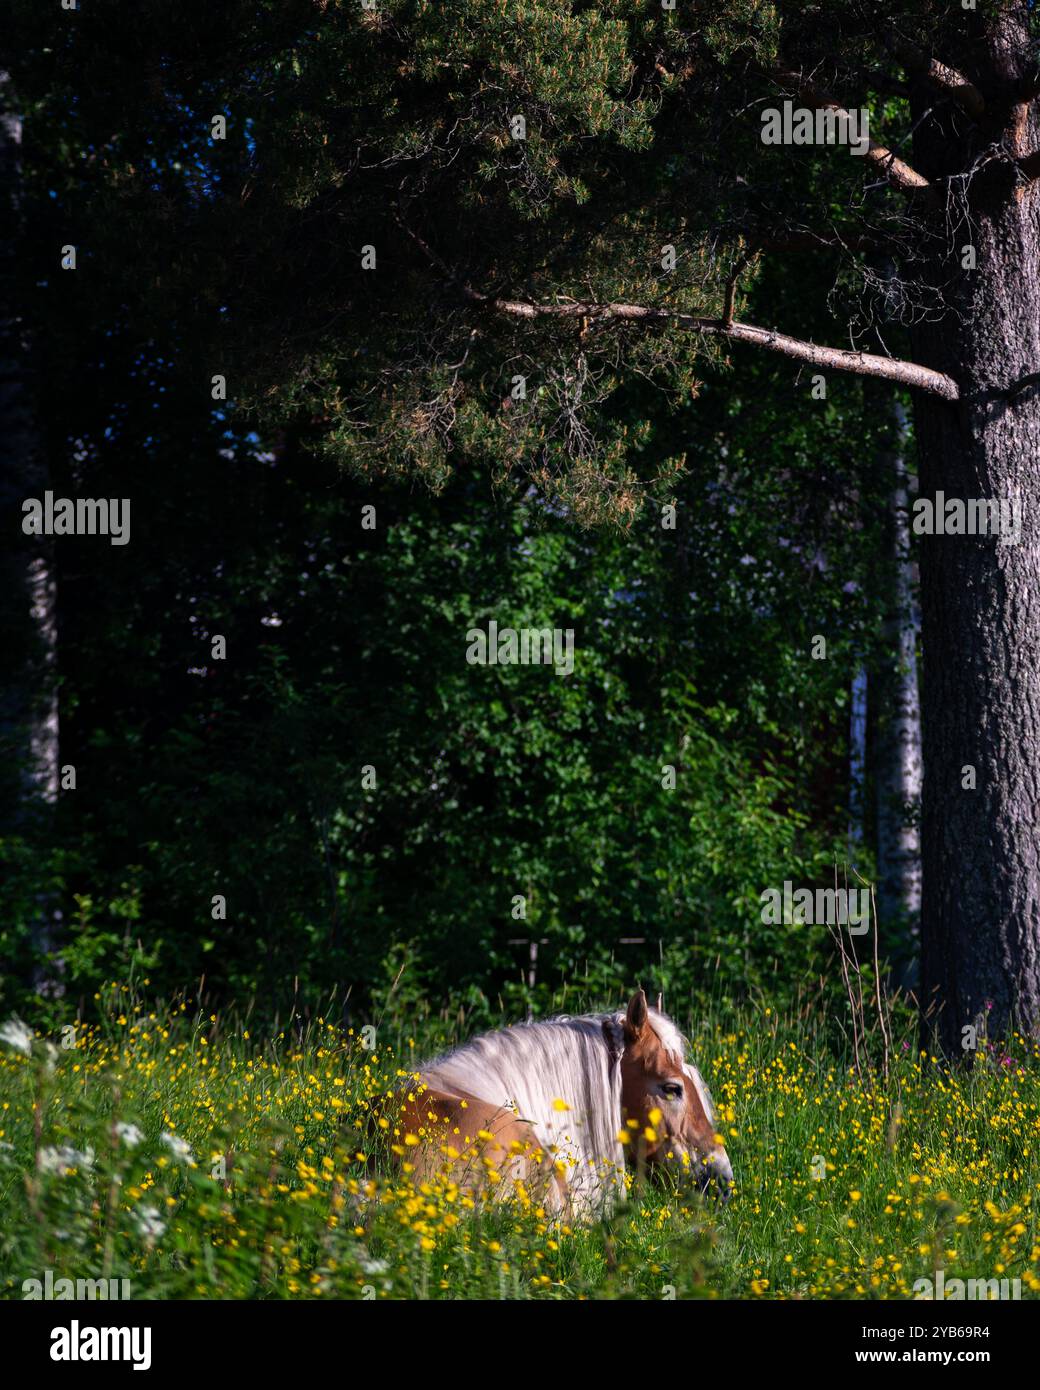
389,1083,569,1208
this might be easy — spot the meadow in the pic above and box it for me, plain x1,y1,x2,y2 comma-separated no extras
0,981,1037,1301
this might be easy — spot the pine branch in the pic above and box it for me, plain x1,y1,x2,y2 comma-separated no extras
772,69,934,199
397,218,961,403
881,31,986,120
482,297,960,401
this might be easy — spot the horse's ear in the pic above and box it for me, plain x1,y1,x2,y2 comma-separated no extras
624,989,648,1041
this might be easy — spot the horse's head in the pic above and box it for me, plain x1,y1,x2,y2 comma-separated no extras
616,989,733,1201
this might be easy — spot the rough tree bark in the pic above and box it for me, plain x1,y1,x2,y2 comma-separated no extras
910,8,1040,1053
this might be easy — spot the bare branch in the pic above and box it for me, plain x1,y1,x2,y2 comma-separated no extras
882,31,986,119
722,247,761,327
751,230,889,254
774,70,935,199
482,297,959,400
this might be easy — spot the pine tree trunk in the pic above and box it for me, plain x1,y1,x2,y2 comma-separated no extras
910,12,1040,1052
874,395,922,986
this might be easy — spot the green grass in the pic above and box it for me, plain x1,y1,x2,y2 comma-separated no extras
0,981,1038,1300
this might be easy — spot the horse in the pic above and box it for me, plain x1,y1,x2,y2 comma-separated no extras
373,989,733,1217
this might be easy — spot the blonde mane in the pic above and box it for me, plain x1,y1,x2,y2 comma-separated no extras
420,1006,712,1213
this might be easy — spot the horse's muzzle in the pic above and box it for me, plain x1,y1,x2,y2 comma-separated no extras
698,1153,734,1203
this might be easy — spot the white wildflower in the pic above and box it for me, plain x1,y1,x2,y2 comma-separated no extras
38,1144,95,1176
134,1205,166,1241
0,1017,33,1057
161,1131,195,1164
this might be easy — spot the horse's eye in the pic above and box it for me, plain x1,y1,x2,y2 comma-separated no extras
661,1082,683,1100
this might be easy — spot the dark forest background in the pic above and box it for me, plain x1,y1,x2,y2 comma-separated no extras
1,1,922,1031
